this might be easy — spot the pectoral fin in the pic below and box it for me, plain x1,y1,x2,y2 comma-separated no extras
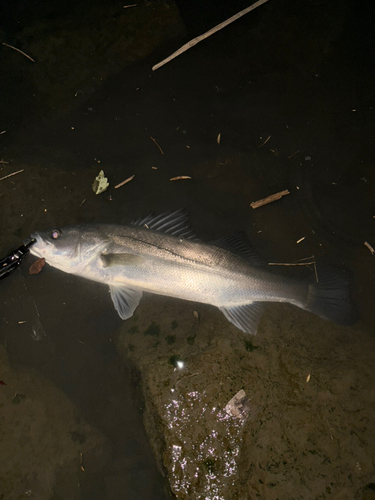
109,285,142,320
220,303,265,335
101,253,144,268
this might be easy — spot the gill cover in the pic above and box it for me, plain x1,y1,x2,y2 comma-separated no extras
30,225,110,273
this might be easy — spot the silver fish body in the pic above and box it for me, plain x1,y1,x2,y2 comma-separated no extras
29,210,356,334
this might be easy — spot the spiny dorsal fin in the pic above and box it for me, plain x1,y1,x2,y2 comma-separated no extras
212,232,264,265
132,209,197,240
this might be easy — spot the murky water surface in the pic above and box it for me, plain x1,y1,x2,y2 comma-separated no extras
1,0,374,498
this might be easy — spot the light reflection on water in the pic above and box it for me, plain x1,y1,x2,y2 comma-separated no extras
164,389,247,499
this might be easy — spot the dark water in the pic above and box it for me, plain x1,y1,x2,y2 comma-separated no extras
1,0,374,498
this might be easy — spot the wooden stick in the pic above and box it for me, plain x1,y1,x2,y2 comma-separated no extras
0,169,24,181
268,257,319,282
114,174,135,189
258,135,271,148
2,42,35,62
152,0,271,71
364,241,375,255
250,189,290,209
150,136,164,155
295,255,315,262
288,150,300,159
268,261,316,266
170,176,192,181
313,261,319,283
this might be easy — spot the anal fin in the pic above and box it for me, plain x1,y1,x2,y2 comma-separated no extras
220,303,265,335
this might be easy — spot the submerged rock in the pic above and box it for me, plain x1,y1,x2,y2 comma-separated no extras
0,345,109,499
116,297,258,499
117,296,375,499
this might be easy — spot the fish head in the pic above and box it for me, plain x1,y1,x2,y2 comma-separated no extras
29,225,109,274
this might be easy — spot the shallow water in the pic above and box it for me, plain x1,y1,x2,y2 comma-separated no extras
1,0,374,498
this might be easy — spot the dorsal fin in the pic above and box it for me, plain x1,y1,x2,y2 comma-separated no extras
132,209,197,240
212,231,264,265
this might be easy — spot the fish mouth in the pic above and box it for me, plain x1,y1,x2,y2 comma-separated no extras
28,232,51,259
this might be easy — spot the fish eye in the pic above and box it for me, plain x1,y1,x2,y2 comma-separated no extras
51,229,62,240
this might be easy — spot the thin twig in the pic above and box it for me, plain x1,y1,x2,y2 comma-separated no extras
123,4,137,8
258,135,271,148
170,176,192,181
0,169,24,181
2,42,35,62
80,452,85,472
251,189,290,209
0,159,9,164
152,0,270,71
313,262,319,283
114,174,135,189
268,261,316,266
150,136,164,155
295,255,315,262
288,150,300,159
268,257,319,283
364,241,375,255
0,131,6,135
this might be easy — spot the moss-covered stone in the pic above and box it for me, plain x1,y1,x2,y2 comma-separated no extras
144,322,161,337
165,335,176,345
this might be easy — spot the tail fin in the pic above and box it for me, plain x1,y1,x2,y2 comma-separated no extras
305,266,358,326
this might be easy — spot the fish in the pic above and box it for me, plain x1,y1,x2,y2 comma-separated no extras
29,209,357,335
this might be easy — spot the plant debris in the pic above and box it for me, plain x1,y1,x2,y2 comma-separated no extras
225,389,251,420
152,0,270,71
288,150,300,159
250,189,290,209
92,170,109,195
364,241,375,255
2,42,35,62
257,135,271,148
0,169,24,181
150,136,164,155
170,176,192,181
114,174,135,189
29,258,45,275
268,256,319,282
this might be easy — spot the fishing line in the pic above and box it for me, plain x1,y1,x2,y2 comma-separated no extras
18,267,46,341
